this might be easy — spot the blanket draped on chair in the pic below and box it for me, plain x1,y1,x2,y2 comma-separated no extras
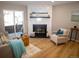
9,39,26,58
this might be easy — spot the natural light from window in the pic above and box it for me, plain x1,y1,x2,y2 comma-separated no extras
3,10,23,26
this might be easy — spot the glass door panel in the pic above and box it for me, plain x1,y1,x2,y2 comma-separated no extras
3,10,15,34
15,11,24,36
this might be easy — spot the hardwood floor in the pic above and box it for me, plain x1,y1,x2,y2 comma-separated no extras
29,38,79,58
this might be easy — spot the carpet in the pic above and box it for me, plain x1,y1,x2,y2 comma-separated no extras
22,44,41,58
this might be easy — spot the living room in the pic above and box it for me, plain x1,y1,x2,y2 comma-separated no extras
0,1,79,58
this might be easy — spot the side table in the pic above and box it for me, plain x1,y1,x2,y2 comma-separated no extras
70,28,79,41
21,34,29,46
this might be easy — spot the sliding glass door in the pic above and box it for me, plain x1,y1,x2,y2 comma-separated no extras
3,10,24,38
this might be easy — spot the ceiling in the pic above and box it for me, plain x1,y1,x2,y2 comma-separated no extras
0,1,78,6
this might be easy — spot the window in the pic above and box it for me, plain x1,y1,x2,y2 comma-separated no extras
3,10,24,37
15,11,23,25
3,10,14,26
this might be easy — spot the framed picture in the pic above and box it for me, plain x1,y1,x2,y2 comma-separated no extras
71,11,79,22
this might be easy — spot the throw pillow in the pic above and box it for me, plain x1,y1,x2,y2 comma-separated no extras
56,29,63,35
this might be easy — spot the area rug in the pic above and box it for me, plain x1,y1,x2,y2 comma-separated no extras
22,44,41,58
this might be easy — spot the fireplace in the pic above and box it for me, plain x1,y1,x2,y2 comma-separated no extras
33,24,47,38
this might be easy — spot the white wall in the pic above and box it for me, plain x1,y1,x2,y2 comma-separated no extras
28,5,52,36
52,2,79,32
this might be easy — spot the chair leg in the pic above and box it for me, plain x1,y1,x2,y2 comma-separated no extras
56,43,58,46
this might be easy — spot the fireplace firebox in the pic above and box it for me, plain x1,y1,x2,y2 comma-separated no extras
33,24,47,38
